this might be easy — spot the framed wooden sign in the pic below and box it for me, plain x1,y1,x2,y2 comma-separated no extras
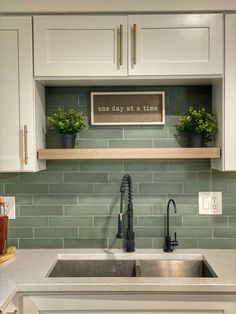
91,92,165,125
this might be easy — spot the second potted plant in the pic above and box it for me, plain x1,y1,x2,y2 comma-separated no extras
48,107,87,148
176,107,217,147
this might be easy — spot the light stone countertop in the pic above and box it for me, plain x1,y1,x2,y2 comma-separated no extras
1,248,236,311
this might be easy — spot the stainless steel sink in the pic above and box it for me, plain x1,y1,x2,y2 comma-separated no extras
48,259,137,277
139,259,216,277
47,258,217,278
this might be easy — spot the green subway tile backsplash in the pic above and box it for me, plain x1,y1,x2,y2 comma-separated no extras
1,85,236,249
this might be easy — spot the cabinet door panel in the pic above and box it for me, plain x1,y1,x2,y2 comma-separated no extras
23,294,232,314
128,14,223,76
34,16,127,77
0,17,33,171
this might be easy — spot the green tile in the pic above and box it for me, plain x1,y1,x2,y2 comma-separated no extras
79,161,123,172
0,185,4,194
8,228,33,238
175,227,212,238
183,183,211,193
65,205,108,216
168,160,210,171
213,228,236,238
80,128,123,139
153,238,198,249
138,216,182,227
20,172,63,183
64,238,108,248
183,216,228,227
177,238,198,248
133,238,153,248
109,139,153,148
35,227,78,238
20,206,63,216
94,183,134,194
124,161,168,172
109,204,153,216
9,217,48,227
77,139,109,148
64,173,108,183
80,227,117,238
140,183,182,194
46,160,79,171
152,238,165,248
15,195,33,205
109,172,152,183
19,239,63,248
223,193,236,205
134,194,166,204
34,194,77,205
154,138,186,148
50,184,93,194
77,195,117,205
0,174,19,183
165,116,180,127
124,127,168,139
153,172,198,183
222,206,236,215
49,216,93,227
166,194,198,205
135,227,164,237
229,217,236,226
5,184,48,194
94,216,137,227
199,238,236,249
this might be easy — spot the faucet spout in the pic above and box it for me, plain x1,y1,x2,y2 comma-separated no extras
163,198,178,252
116,174,135,252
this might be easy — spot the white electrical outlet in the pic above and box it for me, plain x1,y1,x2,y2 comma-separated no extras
4,196,16,219
198,192,222,215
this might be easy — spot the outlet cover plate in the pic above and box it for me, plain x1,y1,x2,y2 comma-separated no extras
4,196,15,219
198,192,222,215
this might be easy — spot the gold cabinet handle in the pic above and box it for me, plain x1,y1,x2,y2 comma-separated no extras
6,310,17,314
117,24,123,67
131,24,137,66
23,125,28,165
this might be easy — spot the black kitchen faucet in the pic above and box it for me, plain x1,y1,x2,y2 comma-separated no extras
116,174,135,252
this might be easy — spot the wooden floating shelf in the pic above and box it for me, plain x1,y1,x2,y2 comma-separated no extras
37,147,221,160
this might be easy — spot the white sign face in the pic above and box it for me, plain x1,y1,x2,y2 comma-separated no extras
91,92,165,125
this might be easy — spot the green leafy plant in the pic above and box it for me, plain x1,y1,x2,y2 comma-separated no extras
176,107,217,142
48,107,87,134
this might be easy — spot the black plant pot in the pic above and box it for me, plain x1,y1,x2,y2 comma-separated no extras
59,134,76,148
188,134,206,147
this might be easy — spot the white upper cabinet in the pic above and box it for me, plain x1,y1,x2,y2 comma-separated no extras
34,15,128,77
128,14,223,76
0,17,45,172
212,14,236,171
33,14,223,77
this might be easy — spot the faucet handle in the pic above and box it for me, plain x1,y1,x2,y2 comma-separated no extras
116,213,124,239
171,232,178,247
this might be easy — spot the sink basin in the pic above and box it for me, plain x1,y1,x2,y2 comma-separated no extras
139,259,216,277
48,259,137,277
47,257,217,278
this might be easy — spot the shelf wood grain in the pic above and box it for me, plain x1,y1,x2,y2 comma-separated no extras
37,147,221,160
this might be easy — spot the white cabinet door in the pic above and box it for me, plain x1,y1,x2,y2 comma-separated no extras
0,17,45,172
128,14,223,76
34,15,127,77
212,14,236,171
23,294,235,314
33,14,222,78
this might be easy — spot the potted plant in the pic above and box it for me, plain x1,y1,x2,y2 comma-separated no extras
176,107,217,147
48,107,87,148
